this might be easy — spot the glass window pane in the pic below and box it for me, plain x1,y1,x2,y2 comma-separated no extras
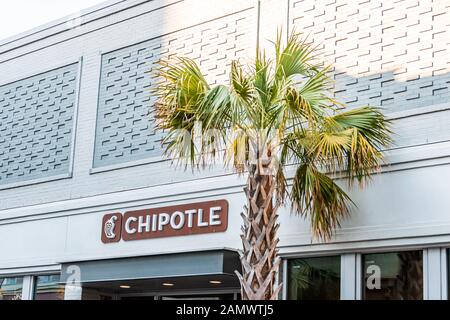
288,256,341,300
0,277,23,300
362,250,423,300
34,274,65,300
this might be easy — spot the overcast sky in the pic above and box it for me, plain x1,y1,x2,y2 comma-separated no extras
0,0,108,41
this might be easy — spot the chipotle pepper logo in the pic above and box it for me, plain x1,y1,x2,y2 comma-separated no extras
101,213,122,243
101,200,228,244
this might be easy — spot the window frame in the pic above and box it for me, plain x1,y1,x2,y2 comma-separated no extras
0,275,25,300
282,246,450,300
283,252,344,300
32,273,65,301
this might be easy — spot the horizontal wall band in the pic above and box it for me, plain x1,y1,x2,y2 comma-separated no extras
2,138,450,224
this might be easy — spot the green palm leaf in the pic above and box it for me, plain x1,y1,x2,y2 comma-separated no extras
291,163,353,240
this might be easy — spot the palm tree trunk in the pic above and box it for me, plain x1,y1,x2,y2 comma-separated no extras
236,159,282,300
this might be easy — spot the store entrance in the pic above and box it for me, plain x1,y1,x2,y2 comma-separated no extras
81,274,241,300
61,250,242,300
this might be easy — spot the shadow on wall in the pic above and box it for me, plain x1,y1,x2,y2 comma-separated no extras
331,68,450,114
329,67,450,151
92,1,254,169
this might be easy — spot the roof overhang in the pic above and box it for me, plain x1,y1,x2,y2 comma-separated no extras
60,250,241,283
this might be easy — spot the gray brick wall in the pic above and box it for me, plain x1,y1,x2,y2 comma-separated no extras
289,0,450,113
0,63,78,186
94,11,252,168
0,0,257,209
0,0,448,211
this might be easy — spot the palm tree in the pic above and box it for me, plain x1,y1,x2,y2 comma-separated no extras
153,32,392,300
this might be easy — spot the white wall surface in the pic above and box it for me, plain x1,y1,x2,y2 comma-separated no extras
1,0,450,273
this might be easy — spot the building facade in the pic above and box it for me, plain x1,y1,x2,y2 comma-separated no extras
1,0,450,300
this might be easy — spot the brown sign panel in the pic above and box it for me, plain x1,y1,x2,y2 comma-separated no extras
101,213,122,243
101,200,228,243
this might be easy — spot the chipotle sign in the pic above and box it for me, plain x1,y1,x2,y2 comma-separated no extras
101,200,228,243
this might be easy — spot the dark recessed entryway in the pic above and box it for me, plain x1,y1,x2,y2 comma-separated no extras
60,250,241,300
82,274,240,300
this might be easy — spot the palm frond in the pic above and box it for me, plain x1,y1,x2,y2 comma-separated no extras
252,51,273,126
275,31,318,79
198,85,231,129
325,106,392,185
270,64,334,132
311,129,352,172
154,57,209,131
154,57,231,168
231,60,253,101
275,166,288,205
327,106,392,147
296,66,334,114
156,57,209,107
291,163,353,240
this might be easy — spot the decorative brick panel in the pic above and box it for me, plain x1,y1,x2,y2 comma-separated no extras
289,0,450,113
93,10,254,168
0,63,78,186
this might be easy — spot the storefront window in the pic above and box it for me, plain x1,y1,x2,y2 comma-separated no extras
34,274,65,300
288,256,341,300
0,277,23,300
362,250,423,300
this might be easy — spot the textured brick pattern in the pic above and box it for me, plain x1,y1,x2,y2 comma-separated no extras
0,63,78,185
93,11,253,168
290,0,450,113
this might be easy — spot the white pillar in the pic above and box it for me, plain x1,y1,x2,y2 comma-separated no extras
341,253,357,300
21,275,34,300
441,248,448,300
282,259,288,300
424,248,446,300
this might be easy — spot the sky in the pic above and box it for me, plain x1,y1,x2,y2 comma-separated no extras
0,0,108,41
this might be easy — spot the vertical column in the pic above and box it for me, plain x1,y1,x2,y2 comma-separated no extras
355,253,362,300
425,248,445,300
21,275,35,300
340,253,357,300
281,259,288,300
441,248,448,300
